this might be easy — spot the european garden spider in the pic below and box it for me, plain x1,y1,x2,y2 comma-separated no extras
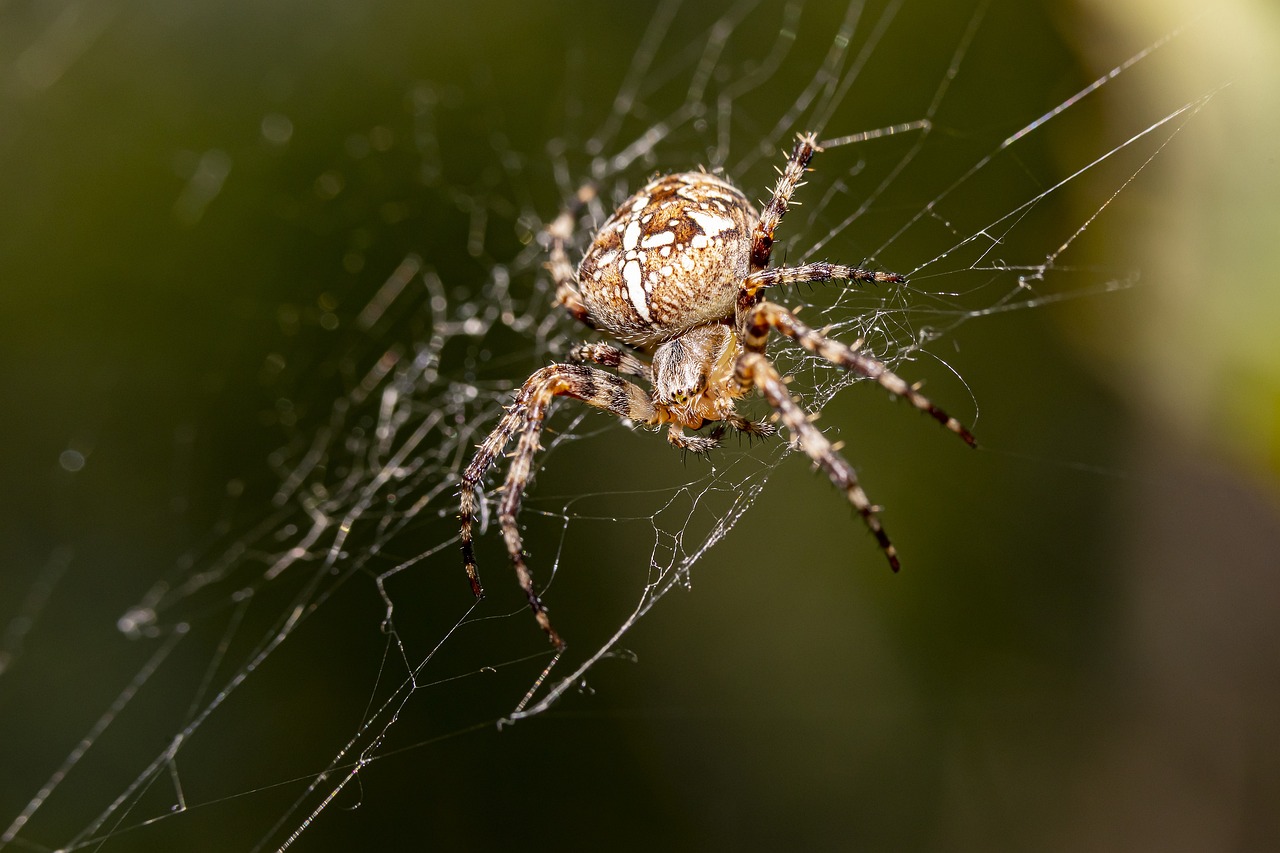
460,133,975,649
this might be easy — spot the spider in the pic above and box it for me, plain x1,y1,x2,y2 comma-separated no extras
460,133,975,649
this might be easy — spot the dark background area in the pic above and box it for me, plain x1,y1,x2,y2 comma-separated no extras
2,1,1278,850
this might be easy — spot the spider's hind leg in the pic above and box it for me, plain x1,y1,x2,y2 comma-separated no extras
546,184,600,330
568,341,652,383
750,133,820,271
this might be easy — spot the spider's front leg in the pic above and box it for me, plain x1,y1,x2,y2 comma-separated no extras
734,351,901,570
742,300,976,447
733,301,976,572
460,363,656,648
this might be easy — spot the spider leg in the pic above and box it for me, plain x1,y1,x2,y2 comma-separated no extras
546,184,599,330
735,351,900,571
460,363,655,648
742,300,976,447
749,133,820,272
568,341,653,383
744,261,905,297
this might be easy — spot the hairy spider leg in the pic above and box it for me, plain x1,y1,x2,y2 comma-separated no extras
459,363,656,648
568,341,653,382
742,301,977,447
749,133,819,272
734,351,900,570
547,185,598,330
744,261,905,297
724,136,976,573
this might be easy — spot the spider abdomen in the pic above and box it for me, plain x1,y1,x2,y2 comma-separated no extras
577,171,758,348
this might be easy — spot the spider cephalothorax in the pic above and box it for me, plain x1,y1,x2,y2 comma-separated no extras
460,134,976,649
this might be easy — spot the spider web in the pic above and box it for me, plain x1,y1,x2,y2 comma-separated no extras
0,1,1222,850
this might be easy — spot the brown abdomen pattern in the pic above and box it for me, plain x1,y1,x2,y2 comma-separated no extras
577,171,759,349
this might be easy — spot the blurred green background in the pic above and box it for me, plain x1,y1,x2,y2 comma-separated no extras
2,0,1278,850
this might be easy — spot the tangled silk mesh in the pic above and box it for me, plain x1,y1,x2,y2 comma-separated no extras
1,2,1214,850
